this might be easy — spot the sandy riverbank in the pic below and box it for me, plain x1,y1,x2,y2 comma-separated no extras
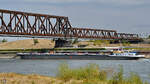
0,39,55,49
1,39,150,49
0,73,74,84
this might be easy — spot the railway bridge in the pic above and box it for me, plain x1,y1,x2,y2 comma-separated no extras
0,9,142,47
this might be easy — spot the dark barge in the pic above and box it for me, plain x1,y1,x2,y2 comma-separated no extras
17,53,145,60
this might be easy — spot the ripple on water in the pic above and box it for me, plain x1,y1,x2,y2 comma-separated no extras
0,59,149,82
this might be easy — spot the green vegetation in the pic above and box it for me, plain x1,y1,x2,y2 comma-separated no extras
0,48,106,54
54,48,106,51
57,63,149,84
57,63,107,82
122,40,130,46
33,39,39,45
0,48,105,51
72,38,78,44
1,39,7,43
91,40,110,46
125,47,150,51
148,35,150,39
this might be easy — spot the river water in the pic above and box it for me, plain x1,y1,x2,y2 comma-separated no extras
0,59,150,82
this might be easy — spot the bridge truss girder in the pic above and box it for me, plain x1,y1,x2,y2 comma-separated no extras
0,9,140,41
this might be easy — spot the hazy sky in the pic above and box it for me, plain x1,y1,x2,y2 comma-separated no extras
0,0,150,37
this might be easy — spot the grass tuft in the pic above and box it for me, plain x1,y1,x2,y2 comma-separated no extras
57,63,107,82
57,63,149,84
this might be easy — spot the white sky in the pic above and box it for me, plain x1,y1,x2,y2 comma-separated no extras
0,0,150,40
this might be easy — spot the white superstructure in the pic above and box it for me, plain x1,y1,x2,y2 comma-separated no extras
109,50,145,58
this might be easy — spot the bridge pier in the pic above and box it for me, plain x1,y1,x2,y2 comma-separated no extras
54,38,72,48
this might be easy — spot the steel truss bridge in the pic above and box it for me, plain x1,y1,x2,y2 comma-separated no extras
0,9,141,41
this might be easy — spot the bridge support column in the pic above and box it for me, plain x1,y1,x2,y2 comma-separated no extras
54,38,72,48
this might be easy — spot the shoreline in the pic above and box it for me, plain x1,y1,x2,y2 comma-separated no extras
0,54,18,59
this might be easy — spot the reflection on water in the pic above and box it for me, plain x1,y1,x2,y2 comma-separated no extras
0,59,150,82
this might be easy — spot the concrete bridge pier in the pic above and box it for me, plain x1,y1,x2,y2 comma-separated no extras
54,38,72,48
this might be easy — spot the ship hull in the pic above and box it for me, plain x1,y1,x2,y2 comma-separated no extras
17,54,143,60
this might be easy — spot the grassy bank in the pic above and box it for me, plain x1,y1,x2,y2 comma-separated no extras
0,47,149,53
125,48,150,51
0,63,149,84
0,48,106,54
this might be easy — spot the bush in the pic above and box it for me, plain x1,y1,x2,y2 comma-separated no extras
57,63,107,82
33,39,39,45
93,40,102,46
148,35,150,39
57,63,149,84
122,40,130,46
1,39,7,43
127,72,143,84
